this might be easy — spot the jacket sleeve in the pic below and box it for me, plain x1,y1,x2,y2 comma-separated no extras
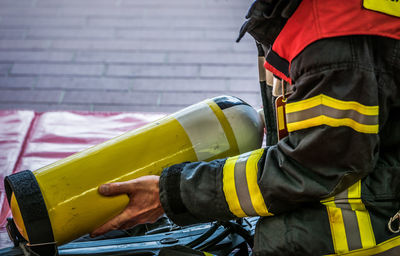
159,64,381,226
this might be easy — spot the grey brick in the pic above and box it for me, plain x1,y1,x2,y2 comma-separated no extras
0,103,92,111
0,51,74,62
0,64,12,75
36,77,232,93
36,77,133,90
87,17,240,29
239,93,262,108
0,89,63,103
87,18,144,28
27,28,115,39
132,78,260,94
159,91,261,108
0,7,245,19
131,78,229,92
200,65,257,79
36,0,120,7
62,90,159,105
93,104,179,113
115,29,207,40
0,7,58,17
11,63,105,76
167,52,255,65
228,79,260,93
114,29,251,43
0,77,37,89
32,0,248,8
74,52,166,64
0,0,34,7
114,28,248,41
233,40,258,52
51,40,242,52
106,64,199,78
0,40,51,50
120,0,247,8
0,29,27,39
0,0,257,113
159,91,223,105
0,17,86,28
204,30,239,40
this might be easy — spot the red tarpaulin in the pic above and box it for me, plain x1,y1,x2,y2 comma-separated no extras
0,110,165,248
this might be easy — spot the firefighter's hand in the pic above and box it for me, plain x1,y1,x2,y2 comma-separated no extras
236,0,301,45
90,175,164,237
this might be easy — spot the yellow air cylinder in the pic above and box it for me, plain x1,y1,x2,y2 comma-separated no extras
4,95,264,247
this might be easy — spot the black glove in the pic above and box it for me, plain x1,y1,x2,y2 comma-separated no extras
236,0,301,46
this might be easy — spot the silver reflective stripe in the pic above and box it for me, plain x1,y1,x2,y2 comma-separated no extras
328,184,375,252
222,105,263,154
234,153,257,216
174,102,229,161
334,188,363,251
286,105,378,126
333,189,353,210
342,208,363,251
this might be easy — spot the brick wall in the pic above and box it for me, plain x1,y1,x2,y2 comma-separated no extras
0,0,262,113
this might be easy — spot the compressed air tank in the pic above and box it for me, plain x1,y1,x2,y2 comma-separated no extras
5,95,264,246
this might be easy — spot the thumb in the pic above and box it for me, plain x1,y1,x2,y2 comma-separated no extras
236,20,251,43
98,182,134,196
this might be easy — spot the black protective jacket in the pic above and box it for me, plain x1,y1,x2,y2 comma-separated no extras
160,35,400,255
163,1,400,254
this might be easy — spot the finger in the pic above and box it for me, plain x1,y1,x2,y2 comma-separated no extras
117,207,163,231
119,215,155,231
119,220,138,230
247,0,276,19
245,1,258,19
236,20,251,43
133,207,164,226
90,210,133,237
98,181,134,196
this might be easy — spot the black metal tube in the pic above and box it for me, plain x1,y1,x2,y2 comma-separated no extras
257,42,278,145
185,223,220,248
195,227,232,251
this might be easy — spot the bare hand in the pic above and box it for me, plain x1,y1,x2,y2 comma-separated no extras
90,175,164,237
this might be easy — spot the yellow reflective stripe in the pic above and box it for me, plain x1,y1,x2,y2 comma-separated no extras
223,149,273,218
323,181,376,254
286,94,379,116
203,252,214,256
245,149,273,216
325,235,400,256
286,95,321,113
363,0,400,18
277,105,285,130
207,100,240,158
326,206,349,254
223,155,246,217
347,181,376,249
286,94,379,134
356,210,376,249
347,181,364,211
321,196,336,207
287,115,379,134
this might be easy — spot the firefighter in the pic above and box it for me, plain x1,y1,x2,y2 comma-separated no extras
91,0,400,254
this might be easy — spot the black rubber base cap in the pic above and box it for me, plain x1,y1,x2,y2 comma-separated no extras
4,170,58,255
